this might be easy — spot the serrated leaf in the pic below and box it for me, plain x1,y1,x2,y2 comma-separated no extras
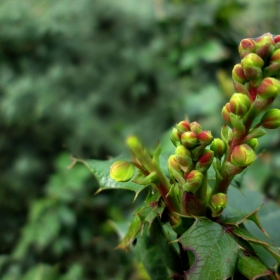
178,219,239,280
236,249,276,280
134,218,183,278
116,213,143,252
71,155,147,200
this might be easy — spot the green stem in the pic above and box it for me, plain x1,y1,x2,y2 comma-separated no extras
196,171,208,214
127,137,181,214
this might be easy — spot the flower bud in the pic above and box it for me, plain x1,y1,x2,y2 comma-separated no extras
238,38,256,58
182,170,204,193
260,108,280,129
110,161,135,182
257,77,280,99
246,138,258,150
197,131,214,146
168,155,182,173
210,138,226,159
263,63,280,78
222,103,232,125
229,93,251,117
190,121,202,134
231,144,256,167
181,131,198,149
170,128,180,146
177,121,190,135
175,145,192,167
232,64,247,84
274,35,280,44
211,193,228,217
270,49,280,64
255,33,275,59
195,150,214,172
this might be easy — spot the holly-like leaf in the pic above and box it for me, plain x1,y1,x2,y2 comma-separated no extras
236,249,276,280
177,218,239,280
71,155,147,200
134,218,183,279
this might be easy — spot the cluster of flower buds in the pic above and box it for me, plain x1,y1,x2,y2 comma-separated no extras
169,121,214,193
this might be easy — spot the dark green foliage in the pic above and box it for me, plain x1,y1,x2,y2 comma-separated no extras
1,0,280,279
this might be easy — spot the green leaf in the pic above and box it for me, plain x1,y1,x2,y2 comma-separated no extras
236,249,276,280
178,219,239,280
134,218,182,279
72,155,147,200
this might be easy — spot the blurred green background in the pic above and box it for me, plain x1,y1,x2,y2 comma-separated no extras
1,0,280,279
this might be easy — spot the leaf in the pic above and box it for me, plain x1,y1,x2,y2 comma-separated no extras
236,249,276,280
178,219,239,280
72,155,147,201
134,218,183,279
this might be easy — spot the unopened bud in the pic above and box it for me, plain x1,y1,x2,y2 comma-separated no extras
177,121,190,135
210,138,226,159
222,103,232,125
246,138,258,150
170,128,180,146
232,64,247,84
255,33,275,59
261,109,280,129
110,161,135,182
168,155,182,173
175,145,192,167
190,122,202,134
229,93,251,117
231,144,256,167
197,131,214,146
181,131,198,149
257,77,280,99
195,150,214,172
238,38,256,58
270,49,280,64
211,193,228,217
182,170,204,193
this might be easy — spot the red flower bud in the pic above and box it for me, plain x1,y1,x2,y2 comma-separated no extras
261,108,280,129
183,170,204,193
190,121,202,134
210,138,226,159
274,35,280,44
255,33,275,59
110,161,135,182
195,150,214,172
181,131,198,149
238,38,256,58
222,103,232,125
232,64,247,84
175,145,192,167
229,93,251,117
177,121,191,135
197,131,214,146
257,77,280,99
231,144,256,167
270,49,280,64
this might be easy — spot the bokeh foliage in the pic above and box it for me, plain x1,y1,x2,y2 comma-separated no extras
0,0,280,278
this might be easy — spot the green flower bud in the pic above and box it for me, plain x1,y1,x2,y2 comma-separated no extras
197,131,214,146
255,33,275,59
261,108,280,129
170,128,180,146
231,144,256,167
182,170,204,193
168,155,182,173
110,161,135,182
211,193,228,217
229,93,251,117
222,103,232,125
232,64,247,84
210,138,226,159
177,121,190,135
270,49,280,64
233,81,250,96
190,122,202,134
263,63,280,79
241,53,264,86
246,138,258,150
195,150,214,172
257,77,280,99
181,131,198,149
238,38,256,58
175,145,192,167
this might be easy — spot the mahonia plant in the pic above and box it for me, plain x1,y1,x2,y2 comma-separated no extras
76,33,280,280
